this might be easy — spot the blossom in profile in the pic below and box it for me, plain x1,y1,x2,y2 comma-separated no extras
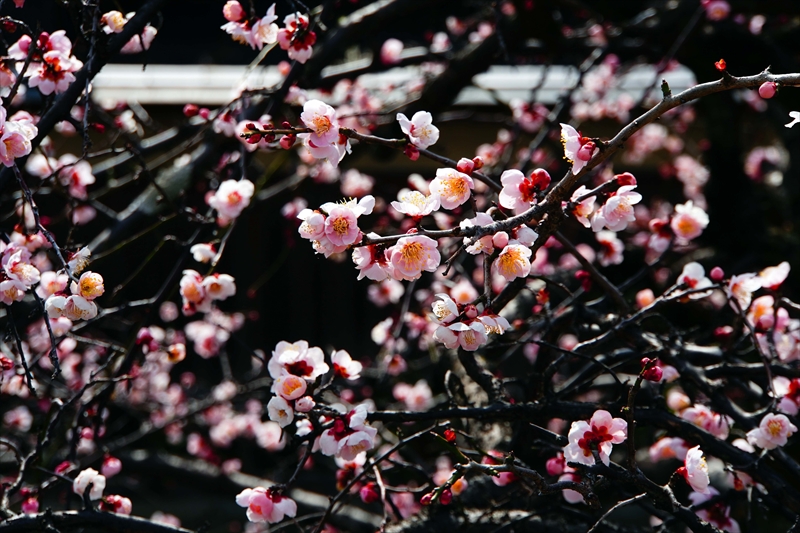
273,374,307,401
677,446,710,494
236,487,297,523
746,413,797,450
563,409,627,466
759,262,790,290
391,189,439,218
387,235,440,281
397,111,439,150
429,168,473,210
560,123,597,174
431,293,459,324
267,396,294,427
670,201,709,241
209,179,255,220
73,468,106,501
492,244,532,281
570,185,596,228
499,168,551,213
677,262,713,299
332,349,362,380
727,273,762,310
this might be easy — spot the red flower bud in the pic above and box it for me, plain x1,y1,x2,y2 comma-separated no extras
404,144,420,161
709,266,724,281
615,172,637,186
642,365,663,382
2,20,17,33
182,104,199,117
758,81,777,99
439,488,453,505
246,133,262,144
575,270,592,291
198,108,210,120
246,122,257,131
443,429,456,443
420,493,433,506
472,156,484,170
456,157,475,175
530,168,551,190
0,355,13,371
715,59,726,71
360,482,380,504
280,134,297,149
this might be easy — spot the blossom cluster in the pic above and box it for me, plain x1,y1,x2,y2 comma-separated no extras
222,1,316,63
179,270,236,316
8,31,82,95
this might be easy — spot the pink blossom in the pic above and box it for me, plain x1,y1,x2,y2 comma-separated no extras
208,179,254,220
223,1,246,22
332,349,362,380
689,488,741,533
180,270,211,315
190,243,216,263
21,497,38,514
0,115,37,167
268,340,329,381
267,396,294,427
387,235,440,281
429,168,473,209
570,185,596,228
72,468,106,500
297,209,326,241
746,413,797,450
681,404,732,439
391,189,439,217
596,231,624,267
301,99,340,146
102,456,122,478
397,111,439,150
431,293,459,324
63,295,98,321
102,495,132,515
677,262,713,298
590,185,642,232
236,487,297,524
563,410,627,466
446,321,489,351
679,446,710,493
727,272,762,310
0,279,26,304
352,239,391,282
381,38,404,65
477,313,511,335
704,0,730,21
318,404,378,461
273,374,308,401
499,168,551,213
759,261,790,290
393,380,434,411
459,212,495,255
101,11,127,33
670,201,709,241
55,155,95,199
648,437,689,462
323,205,361,247
367,278,404,306
560,123,597,174
120,25,157,54
28,51,82,95
492,244,532,281
277,13,316,63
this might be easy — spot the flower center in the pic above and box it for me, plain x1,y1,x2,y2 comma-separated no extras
332,217,350,236
313,116,332,135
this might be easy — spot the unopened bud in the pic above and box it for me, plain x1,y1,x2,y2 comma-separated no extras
758,81,777,99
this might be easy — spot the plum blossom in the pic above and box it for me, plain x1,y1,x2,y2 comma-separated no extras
101,495,132,515
689,488,741,533
434,320,488,351
332,350,362,380
387,235,440,281
120,25,157,54
222,4,278,50
773,377,800,415
670,201,709,241
318,404,378,461
391,189,439,218
681,404,732,439
73,468,106,500
648,437,689,462
190,243,216,263
0,106,37,167
746,413,797,450
236,487,297,524
55,155,96,199
492,244,532,281
301,100,340,146
28,51,83,95
0,280,26,304
590,185,641,232
431,293,459,324
267,396,294,427
70,271,104,300
563,410,627,466
459,212,495,255
570,185,596,228
273,374,307,401
352,239,390,281
499,168,551,213
393,380,434,411
277,13,316,63
759,261,790,290
596,231,624,267
727,273,762,310
678,446,710,494
560,123,598,174
208,179,255,220
677,262,713,299
268,340,329,382
397,111,439,150
429,168,474,210
179,270,212,315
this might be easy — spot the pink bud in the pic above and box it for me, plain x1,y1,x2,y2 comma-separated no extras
530,168,551,190
295,396,315,412
404,144,420,161
102,456,122,478
456,157,475,174
545,455,564,476
420,493,433,506
360,483,380,504
439,488,453,505
198,108,210,120
758,81,777,99
280,134,297,150
223,1,245,22
182,104,199,118
577,141,595,162
615,172,637,186
472,156,484,170
464,305,478,319
21,497,39,514
710,266,724,281
492,231,509,249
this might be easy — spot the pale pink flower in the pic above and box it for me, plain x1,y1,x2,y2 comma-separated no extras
563,409,627,466
297,209,326,241
102,456,122,478
267,396,294,427
387,235,440,281
393,380,434,411
4,250,39,287
180,270,211,315
208,179,255,220
301,99,340,146
477,313,511,335
332,349,362,380
448,321,489,351
391,189,439,217
63,295,98,321
72,468,106,500
498,168,551,213
451,278,479,304
596,231,624,266
773,377,800,415
203,273,236,301
381,38,404,65
759,261,790,290
0,279,26,304
45,294,68,318
727,273,762,310
560,472,584,504
236,487,297,524
432,324,459,349
251,5,279,47
268,340,329,381
429,168,473,210
367,278,404,305
397,111,439,150
70,271,104,301
295,396,315,412
101,11,126,33
560,123,597,174
323,205,361,247
102,495,132,515
590,185,642,232
459,212,495,255
746,413,797,450
277,13,316,63
681,404,731,439
570,185,596,228
318,404,377,461
492,244,532,281
677,262,713,299
352,239,391,282
273,374,308,401
27,50,82,95
0,124,36,167
670,201,709,241
223,1,246,21
680,446,710,494
648,437,689,462
190,243,216,263
120,25,157,54
431,293,459,324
